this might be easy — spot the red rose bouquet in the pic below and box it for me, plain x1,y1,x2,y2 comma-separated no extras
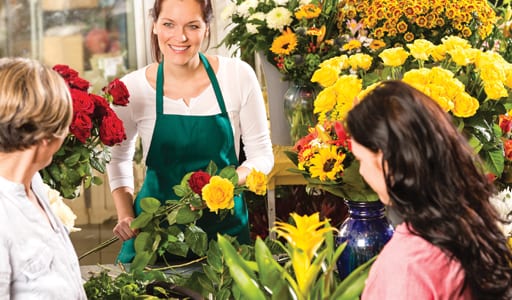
40,65,128,199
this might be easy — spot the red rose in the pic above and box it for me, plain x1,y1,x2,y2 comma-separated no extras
68,76,90,91
103,78,130,106
70,89,95,115
90,94,110,119
505,140,512,161
99,110,126,146
52,65,78,80
188,171,211,195
70,112,93,143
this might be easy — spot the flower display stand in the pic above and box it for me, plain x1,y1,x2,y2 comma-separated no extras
256,51,292,146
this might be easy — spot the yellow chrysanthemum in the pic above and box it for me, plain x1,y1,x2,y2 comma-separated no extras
308,146,345,181
202,176,235,213
245,169,267,196
270,28,297,55
379,47,409,67
369,39,386,51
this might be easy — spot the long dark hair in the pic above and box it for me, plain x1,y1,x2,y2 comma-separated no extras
346,80,512,299
149,0,213,62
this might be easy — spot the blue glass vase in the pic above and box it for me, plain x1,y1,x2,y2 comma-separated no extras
336,200,394,280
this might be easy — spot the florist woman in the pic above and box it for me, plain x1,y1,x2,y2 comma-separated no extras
107,0,273,263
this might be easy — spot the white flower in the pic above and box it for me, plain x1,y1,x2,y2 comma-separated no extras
237,0,259,18
266,7,293,31
246,23,259,34
299,0,313,5
490,187,512,237
221,2,236,21
46,184,80,233
246,12,265,34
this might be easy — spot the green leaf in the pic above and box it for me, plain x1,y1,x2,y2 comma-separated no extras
176,205,201,224
202,265,221,285
130,212,153,229
185,224,208,256
63,153,81,167
217,235,265,300
166,208,179,226
332,255,377,300
205,160,218,175
91,175,103,185
166,240,189,257
133,232,152,253
131,251,153,272
206,240,223,273
140,197,162,213
254,238,289,299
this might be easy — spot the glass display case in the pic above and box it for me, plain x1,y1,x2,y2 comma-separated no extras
1,0,145,93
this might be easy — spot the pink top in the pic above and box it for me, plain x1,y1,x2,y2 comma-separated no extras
362,223,473,300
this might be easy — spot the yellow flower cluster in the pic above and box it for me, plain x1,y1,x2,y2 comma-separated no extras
312,36,512,122
273,213,336,298
338,0,496,46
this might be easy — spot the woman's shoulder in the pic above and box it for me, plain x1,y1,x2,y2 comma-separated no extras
217,55,255,74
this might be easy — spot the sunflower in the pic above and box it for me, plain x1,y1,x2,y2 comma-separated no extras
270,28,298,55
308,145,345,181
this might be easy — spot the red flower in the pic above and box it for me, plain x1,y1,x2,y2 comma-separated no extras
99,110,126,146
188,171,211,195
500,115,512,134
90,93,111,119
504,139,512,161
52,65,78,80
70,112,93,143
70,89,95,115
103,78,130,106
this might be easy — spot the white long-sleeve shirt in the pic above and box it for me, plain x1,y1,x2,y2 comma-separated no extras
0,173,86,299
107,55,274,191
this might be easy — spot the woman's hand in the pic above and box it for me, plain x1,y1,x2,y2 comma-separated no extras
236,166,251,185
113,216,139,241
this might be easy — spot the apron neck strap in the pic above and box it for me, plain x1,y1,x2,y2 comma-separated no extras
155,54,228,115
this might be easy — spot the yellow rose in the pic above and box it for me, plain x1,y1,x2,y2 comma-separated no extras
245,169,267,196
505,67,512,89
484,81,509,100
452,93,479,118
379,47,409,67
202,176,235,213
313,86,337,117
318,55,349,70
442,35,471,51
348,53,373,71
430,44,447,61
402,69,431,86
407,39,434,61
449,48,478,66
311,66,339,88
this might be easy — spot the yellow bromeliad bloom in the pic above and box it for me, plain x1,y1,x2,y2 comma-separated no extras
308,145,345,181
273,213,337,298
202,176,235,213
270,28,297,55
245,169,267,196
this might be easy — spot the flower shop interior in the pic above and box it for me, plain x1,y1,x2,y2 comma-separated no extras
2,0,512,299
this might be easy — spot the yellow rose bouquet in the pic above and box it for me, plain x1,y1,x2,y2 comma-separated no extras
311,35,512,179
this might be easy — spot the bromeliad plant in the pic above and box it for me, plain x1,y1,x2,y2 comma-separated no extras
217,212,376,300
41,65,128,199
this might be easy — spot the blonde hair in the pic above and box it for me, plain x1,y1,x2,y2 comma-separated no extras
0,57,73,152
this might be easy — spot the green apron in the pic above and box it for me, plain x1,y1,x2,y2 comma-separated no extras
116,53,250,263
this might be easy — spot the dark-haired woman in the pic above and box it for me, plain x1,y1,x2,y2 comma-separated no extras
346,80,512,299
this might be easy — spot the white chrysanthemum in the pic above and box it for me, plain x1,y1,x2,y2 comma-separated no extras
47,185,80,233
490,187,512,237
246,12,265,34
266,7,293,31
250,12,266,22
247,23,259,34
220,2,236,21
237,0,259,18
299,0,312,5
